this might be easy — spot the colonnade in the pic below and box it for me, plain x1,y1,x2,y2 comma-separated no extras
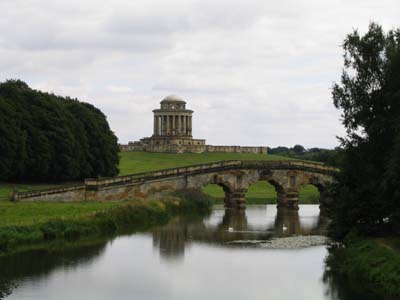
153,115,192,136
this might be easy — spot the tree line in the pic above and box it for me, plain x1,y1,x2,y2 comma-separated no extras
268,145,342,167
0,80,119,182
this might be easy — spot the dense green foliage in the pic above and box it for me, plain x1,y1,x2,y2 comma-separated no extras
0,196,212,256
326,237,400,299
268,145,343,166
330,23,400,237
173,189,213,214
0,80,119,181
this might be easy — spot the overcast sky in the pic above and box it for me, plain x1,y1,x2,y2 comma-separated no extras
1,0,399,148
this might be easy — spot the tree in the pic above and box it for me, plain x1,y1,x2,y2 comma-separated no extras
0,80,120,181
330,23,400,237
292,144,305,155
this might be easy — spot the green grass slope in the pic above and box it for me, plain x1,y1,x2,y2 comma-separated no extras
118,151,290,175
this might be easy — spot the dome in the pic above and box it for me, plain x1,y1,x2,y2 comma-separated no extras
161,94,185,103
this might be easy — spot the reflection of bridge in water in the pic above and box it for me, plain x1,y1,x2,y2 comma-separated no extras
152,206,329,260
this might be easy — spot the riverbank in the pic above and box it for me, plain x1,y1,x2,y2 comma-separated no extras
0,190,212,256
326,236,400,299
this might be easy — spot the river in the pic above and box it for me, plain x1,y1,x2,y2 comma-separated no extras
0,205,380,300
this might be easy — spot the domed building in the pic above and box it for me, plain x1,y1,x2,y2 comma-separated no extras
150,95,206,148
121,95,267,154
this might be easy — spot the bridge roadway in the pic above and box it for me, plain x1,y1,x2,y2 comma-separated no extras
15,160,338,209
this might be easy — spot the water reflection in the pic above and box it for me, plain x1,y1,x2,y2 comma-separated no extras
0,205,379,300
0,240,108,299
152,205,329,261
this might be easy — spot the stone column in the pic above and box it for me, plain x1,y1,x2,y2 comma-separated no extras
158,116,162,136
177,115,181,135
153,116,157,135
162,115,166,136
166,115,170,135
172,115,176,136
277,191,299,210
224,188,247,209
183,115,187,136
188,116,192,135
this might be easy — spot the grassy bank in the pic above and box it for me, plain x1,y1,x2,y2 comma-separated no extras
0,201,122,228
0,190,212,256
326,236,400,299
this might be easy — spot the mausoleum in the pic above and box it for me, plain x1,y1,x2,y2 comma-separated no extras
120,95,268,154
150,95,206,147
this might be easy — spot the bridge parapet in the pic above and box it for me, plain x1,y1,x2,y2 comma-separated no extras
85,160,338,190
85,160,243,189
241,160,339,174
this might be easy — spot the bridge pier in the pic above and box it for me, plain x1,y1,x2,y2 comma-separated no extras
277,191,299,210
224,189,247,209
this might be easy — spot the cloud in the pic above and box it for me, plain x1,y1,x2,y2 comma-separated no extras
0,0,399,148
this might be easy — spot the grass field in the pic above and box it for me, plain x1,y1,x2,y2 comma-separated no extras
118,151,291,175
0,152,319,203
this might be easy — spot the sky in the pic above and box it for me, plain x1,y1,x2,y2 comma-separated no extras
1,0,399,149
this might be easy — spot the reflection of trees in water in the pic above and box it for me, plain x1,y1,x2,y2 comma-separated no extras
322,245,384,300
0,280,16,299
152,207,329,261
0,240,108,299
152,217,190,261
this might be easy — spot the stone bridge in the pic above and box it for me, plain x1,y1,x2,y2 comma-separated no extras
15,160,338,209
91,160,337,209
